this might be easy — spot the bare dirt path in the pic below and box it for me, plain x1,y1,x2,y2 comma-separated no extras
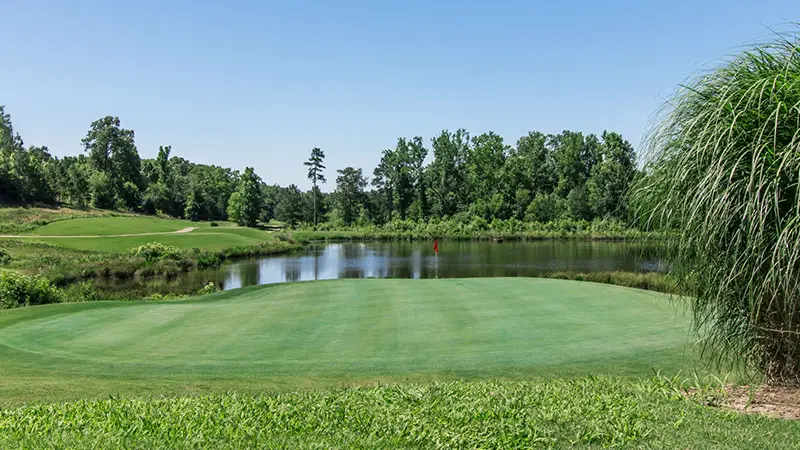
0,227,198,239
725,385,800,420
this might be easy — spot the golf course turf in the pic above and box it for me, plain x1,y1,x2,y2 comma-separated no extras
22,216,199,236
6,216,282,252
0,278,694,405
5,278,800,449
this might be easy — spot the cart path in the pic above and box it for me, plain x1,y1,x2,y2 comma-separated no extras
0,227,198,239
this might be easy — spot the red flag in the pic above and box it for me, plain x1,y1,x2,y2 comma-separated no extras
433,239,439,254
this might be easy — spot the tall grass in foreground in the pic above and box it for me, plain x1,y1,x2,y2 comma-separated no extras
1,377,797,449
633,30,800,381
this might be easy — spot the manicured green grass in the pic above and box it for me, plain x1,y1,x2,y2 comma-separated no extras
2,378,798,449
0,278,696,405
0,207,128,234
24,216,200,236
38,228,277,252
6,216,276,252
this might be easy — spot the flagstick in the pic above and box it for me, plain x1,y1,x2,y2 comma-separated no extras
435,252,438,279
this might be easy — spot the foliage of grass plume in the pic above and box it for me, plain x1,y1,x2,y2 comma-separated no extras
633,31,800,381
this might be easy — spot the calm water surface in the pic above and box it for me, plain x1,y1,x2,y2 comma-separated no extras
101,241,660,292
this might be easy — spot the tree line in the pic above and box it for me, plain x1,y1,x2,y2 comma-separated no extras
329,129,637,228
1,105,638,228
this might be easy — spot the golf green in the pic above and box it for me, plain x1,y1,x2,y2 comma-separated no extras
0,278,694,404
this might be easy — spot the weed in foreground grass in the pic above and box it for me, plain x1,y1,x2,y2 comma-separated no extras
0,377,797,449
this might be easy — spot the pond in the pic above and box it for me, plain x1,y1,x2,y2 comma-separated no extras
96,241,662,293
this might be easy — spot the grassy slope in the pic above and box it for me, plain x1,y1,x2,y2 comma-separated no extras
0,207,129,234
2,215,279,252
0,278,696,405
3,378,799,449
23,216,199,236
37,228,279,252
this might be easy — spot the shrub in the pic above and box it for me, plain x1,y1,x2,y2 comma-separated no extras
196,252,223,269
210,221,219,227
130,242,182,262
175,258,194,271
272,232,295,243
145,292,188,301
196,282,219,295
60,280,99,302
0,272,61,309
0,249,10,265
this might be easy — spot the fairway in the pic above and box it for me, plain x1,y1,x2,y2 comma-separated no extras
23,216,198,236
0,278,694,404
36,228,278,252
6,216,279,252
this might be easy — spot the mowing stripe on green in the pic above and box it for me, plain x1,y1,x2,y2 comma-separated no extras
0,278,691,382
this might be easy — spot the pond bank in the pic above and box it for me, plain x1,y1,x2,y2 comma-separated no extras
0,238,304,304
1,235,671,307
94,240,674,299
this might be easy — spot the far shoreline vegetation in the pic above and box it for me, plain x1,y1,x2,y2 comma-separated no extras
1,106,651,302
0,207,670,304
1,104,638,233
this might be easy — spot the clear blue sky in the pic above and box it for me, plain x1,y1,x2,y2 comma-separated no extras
2,1,797,189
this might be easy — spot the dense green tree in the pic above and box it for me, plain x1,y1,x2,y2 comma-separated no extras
0,106,58,204
301,189,327,225
512,131,555,196
0,106,23,151
525,193,565,222
0,105,24,203
587,132,636,218
59,156,92,206
566,186,591,220
275,184,304,227
184,186,204,221
405,138,429,219
372,150,394,223
373,138,428,221
469,192,510,221
511,188,532,220
429,129,469,217
156,146,173,186
142,181,170,215
183,164,238,221
81,116,141,209
89,171,115,209
0,101,638,228
466,132,508,204
304,147,326,227
141,145,178,215
227,167,263,227
6,146,56,203
386,143,412,219
334,167,367,226
226,191,242,223
260,184,279,223
550,131,598,196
